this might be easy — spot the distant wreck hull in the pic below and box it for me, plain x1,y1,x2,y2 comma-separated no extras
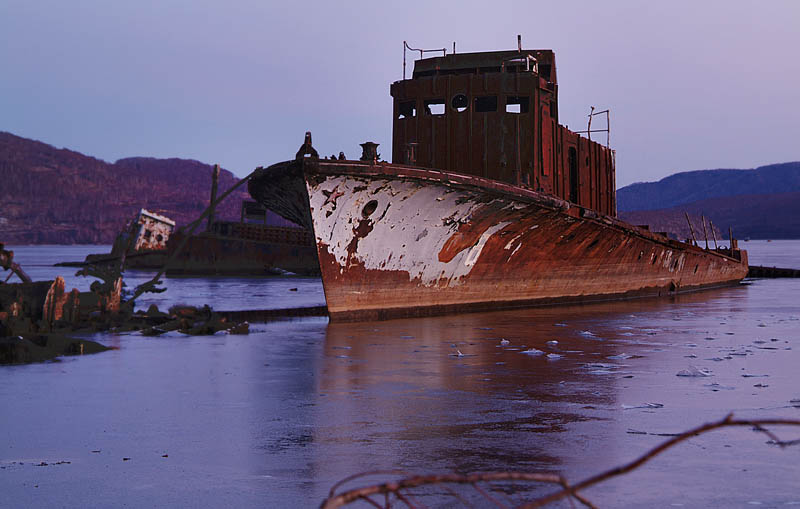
250,159,749,321
165,227,320,276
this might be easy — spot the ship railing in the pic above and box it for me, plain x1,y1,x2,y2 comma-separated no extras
403,41,446,80
574,106,611,147
210,221,313,246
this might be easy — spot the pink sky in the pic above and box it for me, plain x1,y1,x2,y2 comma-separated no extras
1,0,798,187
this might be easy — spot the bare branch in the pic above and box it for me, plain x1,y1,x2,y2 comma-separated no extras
393,490,417,508
321,472,563,508
472,482,506,508
360,495,382,509
327,470,411,499
321,415,800,509
519,416,800,508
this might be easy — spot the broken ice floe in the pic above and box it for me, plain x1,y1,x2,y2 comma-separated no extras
705,383,735,391
676,366,712,377
622,402,664,410
521,348,544,356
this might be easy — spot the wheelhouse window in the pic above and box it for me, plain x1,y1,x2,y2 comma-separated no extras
506,96,529,114
424,99,445,116
397,101,416,119
474,96,497,112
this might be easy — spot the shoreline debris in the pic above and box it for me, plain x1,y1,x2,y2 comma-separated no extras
1,244,250,364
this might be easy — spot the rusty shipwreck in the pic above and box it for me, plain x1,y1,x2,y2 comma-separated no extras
248,41,749,321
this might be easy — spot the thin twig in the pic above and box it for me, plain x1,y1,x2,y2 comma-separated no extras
321,415,800,509
570,491,596,509
321,472,563,508
558,479,595,509
393,489,418,508
472,482,506,508
432,483,475,508
360,495,382,509
751,423,784,446
328,470,411,499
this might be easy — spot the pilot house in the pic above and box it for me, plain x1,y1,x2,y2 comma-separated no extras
390,48,616,217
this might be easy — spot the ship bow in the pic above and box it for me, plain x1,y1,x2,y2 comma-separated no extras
248,160,314,230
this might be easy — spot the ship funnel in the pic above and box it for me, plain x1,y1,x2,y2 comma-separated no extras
360,142,380,163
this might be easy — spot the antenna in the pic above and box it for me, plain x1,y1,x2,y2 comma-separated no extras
517,34,522,52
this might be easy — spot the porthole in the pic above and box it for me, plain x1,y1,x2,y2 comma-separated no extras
451,94,468,112
362,200,378,218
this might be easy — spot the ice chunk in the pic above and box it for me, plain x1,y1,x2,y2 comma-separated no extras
676,366,712,377
521,348,544,356
622,402,664,410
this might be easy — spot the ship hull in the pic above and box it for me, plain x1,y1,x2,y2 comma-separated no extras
165,226,319,276
250,159,748,321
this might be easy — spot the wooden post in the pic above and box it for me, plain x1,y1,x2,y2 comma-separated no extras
709,220,719,249
685,212,697,246
701,214,709,250
207,164,220,231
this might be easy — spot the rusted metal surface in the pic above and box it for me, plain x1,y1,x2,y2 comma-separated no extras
207,164,221,231
390,49,616,217
129,209,175,252
249,158,748,321
71,209,176,269
1,242,32,283
1,273,122,336
165,223,319,276
248,44,749,321
748,265,800,278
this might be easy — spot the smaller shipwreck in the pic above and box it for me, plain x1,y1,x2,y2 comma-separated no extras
62,165,319,276
165,199,319,276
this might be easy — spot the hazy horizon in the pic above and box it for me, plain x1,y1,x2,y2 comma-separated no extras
2,0,798,187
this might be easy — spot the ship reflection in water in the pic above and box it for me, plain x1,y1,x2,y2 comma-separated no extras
1,243,799,507
307,288,800,507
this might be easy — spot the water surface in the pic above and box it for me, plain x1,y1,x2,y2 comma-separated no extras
1,241,799,507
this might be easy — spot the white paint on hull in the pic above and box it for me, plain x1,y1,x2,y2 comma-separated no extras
307,175,514,287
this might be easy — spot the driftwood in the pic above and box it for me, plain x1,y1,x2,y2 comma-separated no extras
321,414,800,509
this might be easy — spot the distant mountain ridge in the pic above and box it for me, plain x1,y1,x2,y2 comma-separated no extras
617,161,800,239
0,131,249,244
3,130,798,243
617,162,800,212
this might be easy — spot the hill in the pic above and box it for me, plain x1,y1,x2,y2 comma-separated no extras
0,132,249,244
619,191,800,241
617,162,800,239
617,162,800,212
